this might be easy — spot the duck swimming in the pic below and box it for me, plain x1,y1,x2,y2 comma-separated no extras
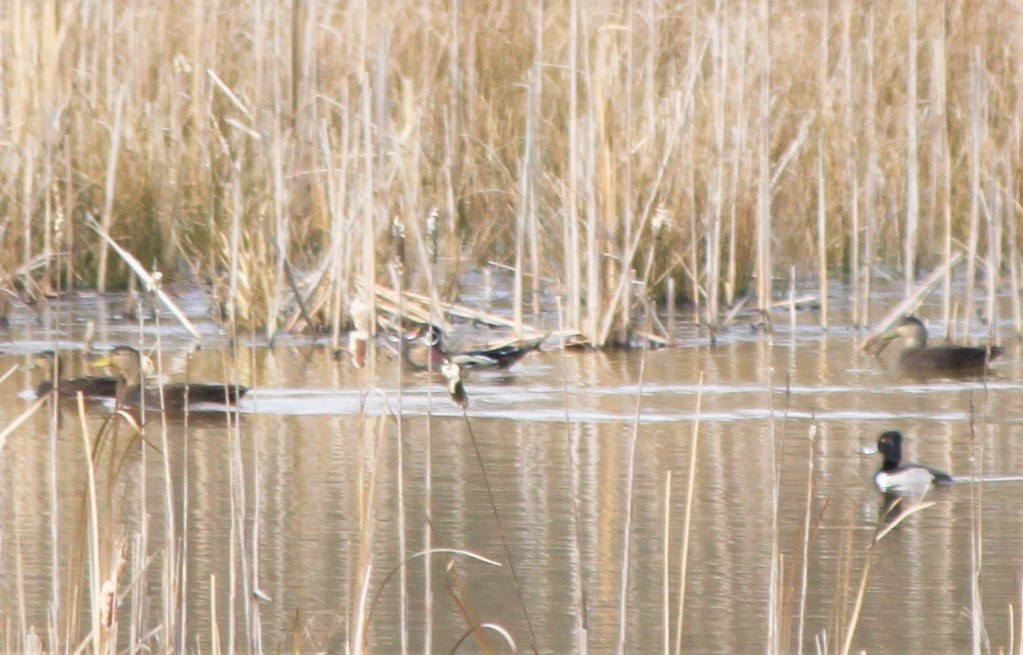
401,324,546,372
30,350,120,399
93,346,248,411
882,316,1002,372
873,430,953,495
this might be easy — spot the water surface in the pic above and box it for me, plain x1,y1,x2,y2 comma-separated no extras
2,290,1022,653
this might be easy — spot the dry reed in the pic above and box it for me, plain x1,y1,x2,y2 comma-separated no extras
0,2,1018,343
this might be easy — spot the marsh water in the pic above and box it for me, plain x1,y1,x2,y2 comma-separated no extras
3,286,1023,654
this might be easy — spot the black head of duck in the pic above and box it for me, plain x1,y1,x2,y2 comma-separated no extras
873,430,953,496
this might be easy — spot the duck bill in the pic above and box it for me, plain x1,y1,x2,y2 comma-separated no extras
872,329,898,355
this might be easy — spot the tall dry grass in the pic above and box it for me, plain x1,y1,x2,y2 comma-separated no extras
1,1,1022,343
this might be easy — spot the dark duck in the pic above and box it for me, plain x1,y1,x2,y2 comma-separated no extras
93,346,248,411
30,350,120,400
882,316,1002,373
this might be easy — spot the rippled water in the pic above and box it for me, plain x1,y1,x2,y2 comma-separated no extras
2,289,1023,653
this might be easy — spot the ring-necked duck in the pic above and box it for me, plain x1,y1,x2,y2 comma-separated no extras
882,316,1002,372
873,430,954,495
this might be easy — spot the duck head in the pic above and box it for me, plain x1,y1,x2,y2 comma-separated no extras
877,430,903,471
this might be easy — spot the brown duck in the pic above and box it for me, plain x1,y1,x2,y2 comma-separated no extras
882,316,1003,372
31,350,119,399
93,346,248,410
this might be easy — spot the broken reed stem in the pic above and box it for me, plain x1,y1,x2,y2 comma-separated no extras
904,0,919,294
0,395,47,454
862,3,877,327
47,373,62,649
673,374,703,655
662,469,672,655
458,408,540,655
755,0,772,319
351,411,389,654
795,425,816,655
859,250,963,352
1009,198,1023,336
556,297,590,652
838,540,875,655
788,266,797,338
78,393,106,654
766,378,782,654
418,207,445,655
816,138,828,329
705,4,724,330
984,173,1002,332
395,250,410,655
616,311,648,655
85,216,202,340
250,437,264,650
211,575,221,655
969,398,987,653
151,328,183,652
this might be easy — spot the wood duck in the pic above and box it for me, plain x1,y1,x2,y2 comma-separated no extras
93,346,248,410
873,430,953,495
400,324,545,372
30,350,120,399
882,316,1002,372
